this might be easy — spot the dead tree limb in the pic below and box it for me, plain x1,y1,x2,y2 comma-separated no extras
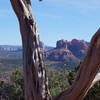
10,0,100,100
10,0,50,100
55,29,100,100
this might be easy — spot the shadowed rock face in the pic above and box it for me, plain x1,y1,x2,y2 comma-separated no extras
56,40,68,49
68,39,88,59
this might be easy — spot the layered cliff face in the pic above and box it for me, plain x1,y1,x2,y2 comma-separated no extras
56,40,67,49
68,39,88,59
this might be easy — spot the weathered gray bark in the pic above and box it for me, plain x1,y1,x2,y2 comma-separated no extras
10,0,50,100
10,0,100,100
55,29,100,100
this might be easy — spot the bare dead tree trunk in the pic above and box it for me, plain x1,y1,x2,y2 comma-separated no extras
55,29,100,100
10,0,100,100
10,0,50,100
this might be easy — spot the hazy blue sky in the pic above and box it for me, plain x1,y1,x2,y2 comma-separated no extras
0,0,100,46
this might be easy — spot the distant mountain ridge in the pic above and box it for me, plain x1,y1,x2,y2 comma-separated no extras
0,39,89,71
0,42,54,52
0,39,89,61
0,45,22,52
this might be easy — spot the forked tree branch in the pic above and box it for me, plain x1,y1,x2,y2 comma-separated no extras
55,29,100,100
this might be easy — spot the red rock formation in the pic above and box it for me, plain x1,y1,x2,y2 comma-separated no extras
56,40,68,49
68,39,88,59
46,49,77,61
45,40,78,61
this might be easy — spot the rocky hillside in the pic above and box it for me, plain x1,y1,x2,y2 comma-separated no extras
45,39,89,61
45,40,78,61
